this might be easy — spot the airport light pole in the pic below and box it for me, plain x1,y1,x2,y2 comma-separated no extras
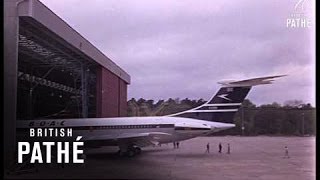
302,112,305,136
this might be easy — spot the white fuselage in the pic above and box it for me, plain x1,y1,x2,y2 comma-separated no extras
17,116,235,145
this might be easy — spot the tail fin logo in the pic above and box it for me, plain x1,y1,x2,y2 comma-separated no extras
294,0,307,12
217,94,232,101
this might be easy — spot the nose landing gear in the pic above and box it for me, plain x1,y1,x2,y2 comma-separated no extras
117,145,141,157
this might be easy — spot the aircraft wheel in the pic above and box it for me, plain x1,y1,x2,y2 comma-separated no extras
134,147,141,155
127,150,135,157
117,150,126,157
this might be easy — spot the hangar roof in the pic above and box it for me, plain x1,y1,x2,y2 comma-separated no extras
17,0,130,84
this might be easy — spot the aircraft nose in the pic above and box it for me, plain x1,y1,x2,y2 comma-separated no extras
227,124,236,128
210,124,235,132
221,124,235,130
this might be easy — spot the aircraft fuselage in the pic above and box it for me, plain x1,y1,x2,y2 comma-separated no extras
17,116,235,146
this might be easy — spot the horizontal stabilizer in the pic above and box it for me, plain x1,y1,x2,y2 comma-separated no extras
218,75,286,87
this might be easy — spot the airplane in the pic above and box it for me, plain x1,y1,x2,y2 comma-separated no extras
17,75,285,157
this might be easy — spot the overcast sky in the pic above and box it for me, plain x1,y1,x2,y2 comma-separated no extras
40,0,315,106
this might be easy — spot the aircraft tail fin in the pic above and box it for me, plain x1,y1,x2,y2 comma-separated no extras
167,75,286,123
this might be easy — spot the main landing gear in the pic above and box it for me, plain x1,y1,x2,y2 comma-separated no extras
117,145,141,157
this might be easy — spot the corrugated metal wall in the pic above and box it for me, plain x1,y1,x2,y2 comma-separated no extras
96,66,128,117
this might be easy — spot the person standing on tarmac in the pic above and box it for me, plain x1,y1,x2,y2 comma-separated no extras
284,146,290,158
227,143,230,154
206,143,210,153
219,143,222,153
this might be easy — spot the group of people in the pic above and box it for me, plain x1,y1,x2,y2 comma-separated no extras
206,142,230,154
204,143,290,158
173,141,180,149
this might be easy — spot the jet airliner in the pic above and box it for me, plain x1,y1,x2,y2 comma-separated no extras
17,75,285,156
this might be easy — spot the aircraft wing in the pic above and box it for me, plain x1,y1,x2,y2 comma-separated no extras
83,132,172,147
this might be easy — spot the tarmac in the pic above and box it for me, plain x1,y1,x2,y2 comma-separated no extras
7,136,315,180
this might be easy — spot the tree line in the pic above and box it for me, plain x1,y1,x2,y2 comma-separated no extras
127,98,315,136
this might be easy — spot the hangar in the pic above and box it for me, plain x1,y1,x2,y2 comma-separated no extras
4,0,130,168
